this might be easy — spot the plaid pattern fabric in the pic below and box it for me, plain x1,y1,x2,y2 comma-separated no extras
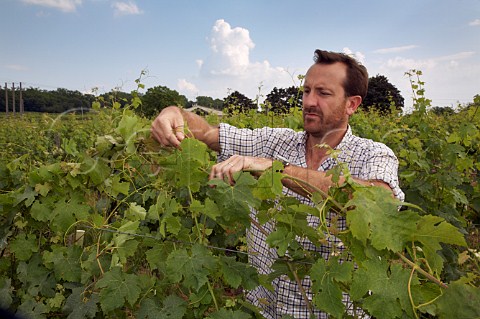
218,123,404,318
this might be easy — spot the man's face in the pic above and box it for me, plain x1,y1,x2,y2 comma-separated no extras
302,62,356,140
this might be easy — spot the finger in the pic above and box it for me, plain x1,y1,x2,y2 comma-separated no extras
151,117,184,148
225,161,235,185
209,164,221,181
173,125,186,143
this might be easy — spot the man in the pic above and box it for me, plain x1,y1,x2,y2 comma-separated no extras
151,49,404,318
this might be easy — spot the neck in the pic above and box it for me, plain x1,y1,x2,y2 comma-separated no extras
305,126,347,169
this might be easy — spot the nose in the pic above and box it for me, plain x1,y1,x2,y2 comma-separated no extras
302,91,314,109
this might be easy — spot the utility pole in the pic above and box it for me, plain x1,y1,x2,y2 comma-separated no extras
4,82,7,114
19,82,24,114
12,83,16,115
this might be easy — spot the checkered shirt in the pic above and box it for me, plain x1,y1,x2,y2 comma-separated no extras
218,123,404,319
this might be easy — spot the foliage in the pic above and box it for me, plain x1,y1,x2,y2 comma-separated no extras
0,72,479,318
223,91,257,114
195,96,224,110
362,74,404,114
140,85,188,118
429,106,455,116
0,87,95,113
263,86,303,114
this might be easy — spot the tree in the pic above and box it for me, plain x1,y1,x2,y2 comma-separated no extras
363,75,404,114
430,106,455,116
264,86,303,113
0,87,94,113
140,85,187,118
195,96,223,110
99,91,134,109
223,91,256,114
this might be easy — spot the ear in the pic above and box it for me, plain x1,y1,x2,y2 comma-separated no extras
346,95,362,116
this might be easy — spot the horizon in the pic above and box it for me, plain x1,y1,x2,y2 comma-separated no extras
1,0,479,113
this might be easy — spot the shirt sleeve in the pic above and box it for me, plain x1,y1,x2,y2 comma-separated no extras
218,123,291,162
360,146,405,201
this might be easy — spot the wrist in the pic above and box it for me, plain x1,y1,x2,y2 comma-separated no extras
275,155,291,173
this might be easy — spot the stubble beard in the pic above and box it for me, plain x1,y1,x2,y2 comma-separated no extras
303,108,347,143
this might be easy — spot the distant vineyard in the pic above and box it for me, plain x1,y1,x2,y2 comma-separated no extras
0,83,479,318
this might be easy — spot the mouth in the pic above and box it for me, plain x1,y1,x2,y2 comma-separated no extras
304,112,321,119
303,107,321,116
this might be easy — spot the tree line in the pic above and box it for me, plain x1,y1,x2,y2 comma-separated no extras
0,75,408,117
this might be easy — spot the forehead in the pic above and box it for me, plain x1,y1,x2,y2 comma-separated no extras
304,62,347,88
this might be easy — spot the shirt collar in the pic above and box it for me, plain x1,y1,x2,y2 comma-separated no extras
335,125,353,150
300,125,353,150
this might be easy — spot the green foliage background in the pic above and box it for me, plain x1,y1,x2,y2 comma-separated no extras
0,75,479,318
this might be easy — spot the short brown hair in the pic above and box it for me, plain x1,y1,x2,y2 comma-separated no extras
313,49,369,99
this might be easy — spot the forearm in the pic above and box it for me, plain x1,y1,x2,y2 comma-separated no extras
281,165,393,198
180,109,220,151
151,106,220,151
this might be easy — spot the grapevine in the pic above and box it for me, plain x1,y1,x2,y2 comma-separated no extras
0,76,479,318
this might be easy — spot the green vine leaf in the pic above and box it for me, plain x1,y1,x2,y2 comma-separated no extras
147,191,181,237
63,286,99,319
350,258,417,319
413,215,467,274
126,202,147,221
17,254,56,298
346,186,419,252
434,280,480,319
95,266,141,313
219,255,259,290
310,257,354,318
15,186,37,207
10,233,38,261
166,244,217,291
106,174,130,197
136,295,187,319
42,245,82,282
82,156,110,186
253,161,284,199
206,308,252,319
30,199,52,222
266,226,294,257
207,171,259,226
0,278,12,309
161,138,210,192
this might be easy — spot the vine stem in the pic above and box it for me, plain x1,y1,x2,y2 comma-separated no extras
396,252,448,289
96,234,105,275
206,281,219,311
408,266,419,319
281,174,346,213
287,261,315,318
188,187,204,243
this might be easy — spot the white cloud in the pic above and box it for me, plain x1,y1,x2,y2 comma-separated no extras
20,0,82,12
181,19,299,101
436,51,475,61
342,47,366,65
372,50,478,112
384,51,475,71
112,1,143,17
373,45,418,54
385,56,436,70
469,19,480,26
177,79,198,97
5,64,29,71
201,19,255,76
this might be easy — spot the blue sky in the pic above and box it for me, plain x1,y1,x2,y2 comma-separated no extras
1,0,479,111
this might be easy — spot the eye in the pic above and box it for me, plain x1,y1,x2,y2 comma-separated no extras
318,90,331,96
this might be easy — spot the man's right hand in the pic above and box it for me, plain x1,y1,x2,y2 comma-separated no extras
151,106,186,148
